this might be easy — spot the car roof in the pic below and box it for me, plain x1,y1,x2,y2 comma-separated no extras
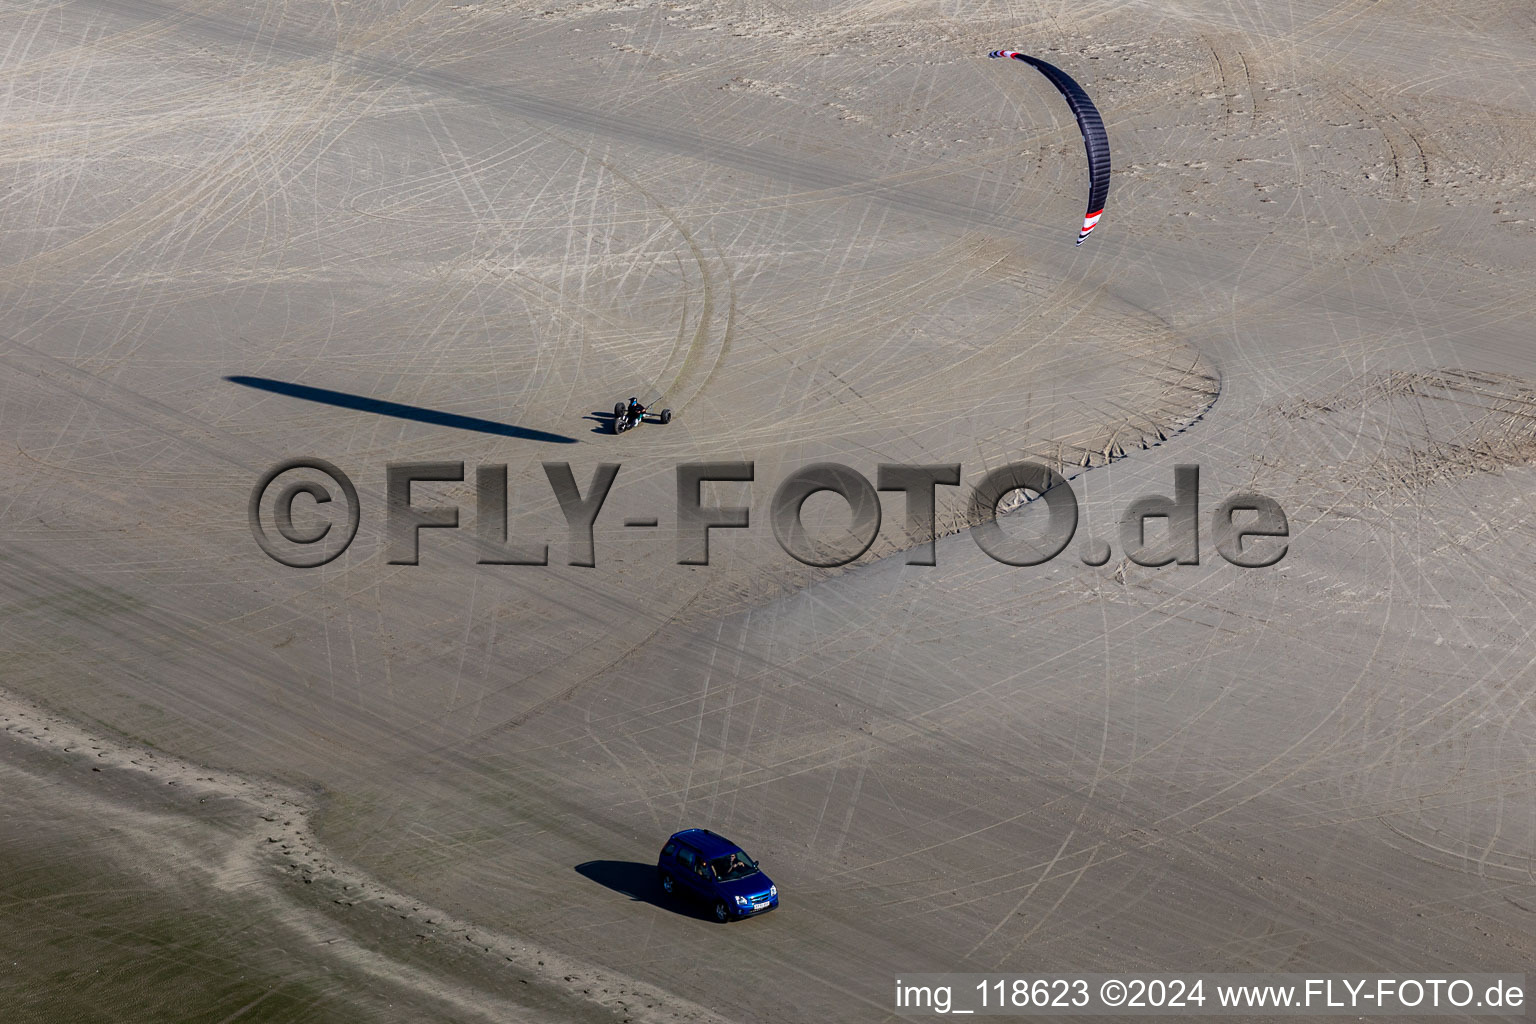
668,828,742,859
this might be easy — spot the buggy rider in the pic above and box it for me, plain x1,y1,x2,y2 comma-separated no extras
627,397,645,421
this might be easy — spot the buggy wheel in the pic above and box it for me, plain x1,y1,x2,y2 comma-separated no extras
660,408,672,424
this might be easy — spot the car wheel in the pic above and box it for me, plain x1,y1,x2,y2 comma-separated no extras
659,872,675,897
713,900,731,923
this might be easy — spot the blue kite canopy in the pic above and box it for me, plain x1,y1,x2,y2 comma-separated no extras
989,50,1111,244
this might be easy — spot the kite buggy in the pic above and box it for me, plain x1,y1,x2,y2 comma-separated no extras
612,396,671,433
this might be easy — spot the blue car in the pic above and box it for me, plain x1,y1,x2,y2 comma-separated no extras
656,829,778,923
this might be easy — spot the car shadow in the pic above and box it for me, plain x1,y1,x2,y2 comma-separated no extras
574,860,712,921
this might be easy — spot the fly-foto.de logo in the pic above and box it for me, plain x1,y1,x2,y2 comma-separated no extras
249,460,1288,571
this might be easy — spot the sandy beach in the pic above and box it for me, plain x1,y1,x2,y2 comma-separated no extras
2,1,1533,1020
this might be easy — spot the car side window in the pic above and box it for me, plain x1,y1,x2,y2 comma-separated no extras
678,847,695,869
661,842,677,858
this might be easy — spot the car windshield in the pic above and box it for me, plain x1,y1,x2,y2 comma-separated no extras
710,852,758,880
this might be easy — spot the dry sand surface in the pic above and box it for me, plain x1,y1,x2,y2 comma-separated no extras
2,0,1534,1020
